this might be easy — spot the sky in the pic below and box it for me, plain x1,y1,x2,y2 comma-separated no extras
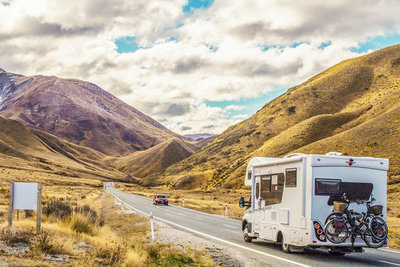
1,1,400,135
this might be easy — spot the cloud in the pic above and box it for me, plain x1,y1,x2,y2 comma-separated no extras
1,0,400,134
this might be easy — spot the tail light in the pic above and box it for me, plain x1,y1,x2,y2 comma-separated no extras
313,221,326,242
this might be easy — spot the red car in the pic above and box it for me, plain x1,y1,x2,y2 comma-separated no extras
153,195,169,205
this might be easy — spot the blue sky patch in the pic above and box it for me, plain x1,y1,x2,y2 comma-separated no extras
290,41,309,48
206,88,288,119
2,1,10,6
351,34,400,53
318,40,332,49
115,36,140,53
183,0,214,13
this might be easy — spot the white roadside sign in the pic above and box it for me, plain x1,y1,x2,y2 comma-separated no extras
13,182,38,210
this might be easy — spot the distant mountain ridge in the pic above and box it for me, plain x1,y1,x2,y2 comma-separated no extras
152,44,400,189
0,69,183,156
184,133,215,141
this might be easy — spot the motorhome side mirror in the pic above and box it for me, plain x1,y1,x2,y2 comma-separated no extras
239,197,245,208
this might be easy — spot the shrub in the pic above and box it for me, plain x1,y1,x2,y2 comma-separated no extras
288,106,296,114
25,210,33,218
70,214,95,235
1,228,32,246
43,201,72,219
96,242,126,265
34,232,53,254
75,204,97,219
124,249,147,266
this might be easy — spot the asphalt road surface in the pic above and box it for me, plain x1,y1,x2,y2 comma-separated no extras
106,183,400,267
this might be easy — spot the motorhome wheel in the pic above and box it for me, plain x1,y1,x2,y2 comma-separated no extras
281,236,291,253
243,224,253,242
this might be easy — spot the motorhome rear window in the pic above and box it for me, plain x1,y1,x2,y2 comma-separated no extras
315,179,341,195
285,169,297,187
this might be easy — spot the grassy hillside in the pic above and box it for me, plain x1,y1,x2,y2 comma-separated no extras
153,44,400,189
105,138,197,179
0,116,126,183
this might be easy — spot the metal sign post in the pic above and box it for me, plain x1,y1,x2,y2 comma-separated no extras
8,182,42,234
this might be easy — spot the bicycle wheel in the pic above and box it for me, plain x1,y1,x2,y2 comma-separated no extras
363,230,386,248
369,217,388,240
324,220,349,244
325,212,342,225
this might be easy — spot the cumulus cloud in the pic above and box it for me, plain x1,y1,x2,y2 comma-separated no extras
1,0,400,134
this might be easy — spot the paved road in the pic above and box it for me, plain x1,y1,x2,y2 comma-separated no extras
106,184,400,267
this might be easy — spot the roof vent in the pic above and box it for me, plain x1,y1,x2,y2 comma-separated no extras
325,152,342,156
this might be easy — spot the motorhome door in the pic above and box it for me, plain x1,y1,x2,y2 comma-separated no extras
253,176,261,231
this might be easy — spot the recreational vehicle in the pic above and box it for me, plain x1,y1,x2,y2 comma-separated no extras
239,152,388,254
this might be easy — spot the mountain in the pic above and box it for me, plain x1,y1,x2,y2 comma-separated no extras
184,133,215,141
0,69,182,156
152,44,400,189
105,138,197,180
0,116,126,182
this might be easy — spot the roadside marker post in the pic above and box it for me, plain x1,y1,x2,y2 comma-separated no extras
182,198,184,207
121,202,124,214
225,204,228,217
150,212,155,241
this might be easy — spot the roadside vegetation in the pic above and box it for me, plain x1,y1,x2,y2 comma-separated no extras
0,180,214,266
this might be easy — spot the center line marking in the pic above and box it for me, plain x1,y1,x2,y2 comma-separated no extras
109,189,310,267
223,224,237,229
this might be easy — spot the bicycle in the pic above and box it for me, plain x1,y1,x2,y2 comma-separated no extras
323,194,388,248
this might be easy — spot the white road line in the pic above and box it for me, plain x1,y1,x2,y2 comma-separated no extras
379,260,400,266
379,248,400,255
223,224,238,229
108,190,310,267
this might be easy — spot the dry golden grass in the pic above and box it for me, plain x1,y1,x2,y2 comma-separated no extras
0,179,214,266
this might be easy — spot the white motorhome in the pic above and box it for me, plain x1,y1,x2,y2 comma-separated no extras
240,152,388,254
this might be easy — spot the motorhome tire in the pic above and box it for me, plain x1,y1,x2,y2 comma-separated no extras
281,236,291,253
243,224,253,242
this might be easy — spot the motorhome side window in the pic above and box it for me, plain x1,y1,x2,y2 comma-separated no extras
261,174,284,205
285,168,297,187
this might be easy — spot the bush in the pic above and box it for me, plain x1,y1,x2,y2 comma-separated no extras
1,228,32,246
34,232,54,254
96,242,126,265
70,214,95,235
43,201,72,219
75,204,97,219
